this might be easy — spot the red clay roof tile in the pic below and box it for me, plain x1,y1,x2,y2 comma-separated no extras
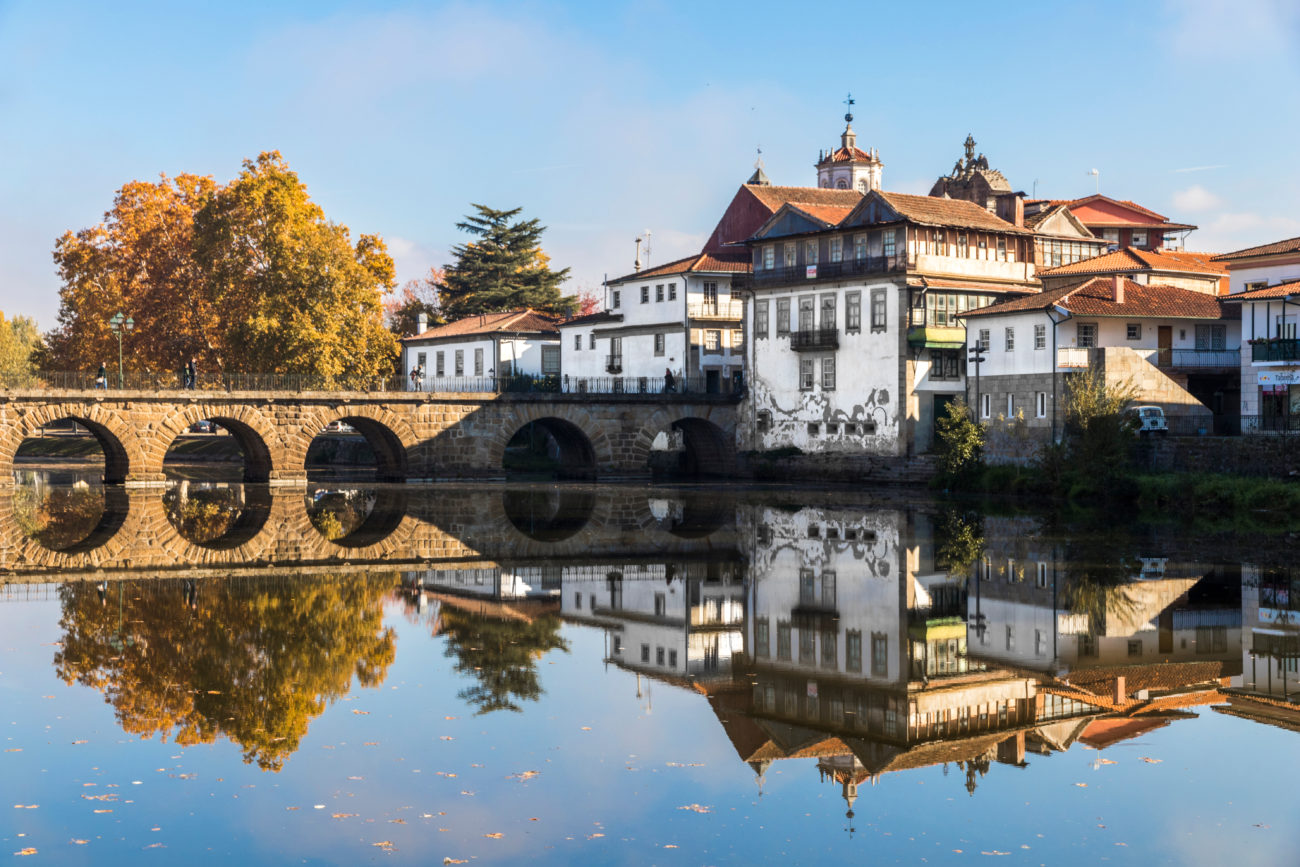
403,309,559,342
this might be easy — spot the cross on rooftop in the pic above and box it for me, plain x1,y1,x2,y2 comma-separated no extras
843,93,854,124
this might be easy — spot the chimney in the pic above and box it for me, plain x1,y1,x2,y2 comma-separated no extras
1112,275,1125,304
1113,675,1126,705
416,312,427,334
1013,195,1024,228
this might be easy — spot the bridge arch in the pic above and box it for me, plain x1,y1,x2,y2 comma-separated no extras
149,403,278,482
2,403,138,484
492,408,606,479
635,407,736,478
291,405,416,482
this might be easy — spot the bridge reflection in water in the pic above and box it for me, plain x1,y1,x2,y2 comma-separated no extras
5,485,1292,819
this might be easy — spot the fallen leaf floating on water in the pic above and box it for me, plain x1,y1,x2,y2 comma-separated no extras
13,805,38,809
348,776,364,781
439,736,455,741
982,851,1011,856
72,740,88,745
508,771,540,782
444,716,457,721
678,804,712,813
580,727,592,731
15,849,37,857
93,809,113,814
1097,758,1117,765
4,749,21,753
1140,757,1162,764
588,833,605,839
373,842,395,851
71,840,88,845
663,844,679,849
666,762,706,768
444,859,468,865
484,833,504,839
1074,783,1088,788
332,813,358,819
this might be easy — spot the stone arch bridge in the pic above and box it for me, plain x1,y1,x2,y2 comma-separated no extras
0,388,738,485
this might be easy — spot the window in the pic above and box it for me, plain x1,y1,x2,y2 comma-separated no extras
805,240,819,265
830,236,843,262
612,290,621,308
1195,324,1226,350
655,284,664,302
807,421,820,436
871,633,887,676
821,629,838,666
757,409,772,432
1005,625,1015,651
957,233,968,257
474,347,484,376
704,330,721,353
654,593,666,616
1006,393,1014,417
846,291,861,332
996,237,1007,262
453,349,464,376
798,296,815,331
762,245,774,270
755,300,769,338
1128,639,1143,657
668,282,677,300
668,650,678,668
1126,323,1142,340
1034,323,1046,349
846,630,862,672
1132,230,1147,247
820,294,836,329
1035,629,1045,656
1036,562,1048,587
1005,327,1015,352
654,333,665,356
930,349,960,380
931,229,947,255
641,644,650,663
822,356,836,390
640,286,649,304
870,289,887,331
1076,322,1097,348
776,298,791,335
731,329,744,352
755,619,770,658
800,358,815,390
656,647,665,665
702,281,718,305
777,623,792,660
574,334,581,351
854,235,867,261
883,229,897,259
981,393,991,418
589,333,596,350
435,351,445,377
542,346,560,375
1036,392,1047,418
978,328,990,351
783,241,797,268
799,629,816,664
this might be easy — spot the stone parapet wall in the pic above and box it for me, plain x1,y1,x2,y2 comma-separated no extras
1136,435,1300,479
738,451,938,487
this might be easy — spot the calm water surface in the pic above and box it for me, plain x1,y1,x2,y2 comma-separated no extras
2,477,1299,865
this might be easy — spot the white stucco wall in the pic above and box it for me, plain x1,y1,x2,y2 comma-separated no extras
1226,257,1300,295
747,279,903,454
402,335,558,389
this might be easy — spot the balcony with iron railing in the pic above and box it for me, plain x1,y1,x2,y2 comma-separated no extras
751,254,904,287
1152,348,1241,369
688,299,744,321
1056,347,1091,369
605,354,623,374
1250,339,1300,363
790,328,839,352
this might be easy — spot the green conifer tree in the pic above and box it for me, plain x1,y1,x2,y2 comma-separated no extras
440,205,574,320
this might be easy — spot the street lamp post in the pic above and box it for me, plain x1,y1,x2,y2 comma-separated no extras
108,312,134,389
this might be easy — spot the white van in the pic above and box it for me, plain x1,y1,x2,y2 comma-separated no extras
1129,405,1168,436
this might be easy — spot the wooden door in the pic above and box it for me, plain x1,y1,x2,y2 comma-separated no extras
1158,326,1172,367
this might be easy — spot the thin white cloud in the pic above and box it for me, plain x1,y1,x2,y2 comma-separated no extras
1172,185,1221,212
1172,164,1227,173
1192,211,1300,253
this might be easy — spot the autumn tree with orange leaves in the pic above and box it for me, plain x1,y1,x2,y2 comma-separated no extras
43,152,398,385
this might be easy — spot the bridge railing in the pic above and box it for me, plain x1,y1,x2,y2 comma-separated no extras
6,371,745,397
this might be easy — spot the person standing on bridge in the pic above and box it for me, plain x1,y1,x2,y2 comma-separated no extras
95,362,107,389
663,368,675,393
185,357,197,390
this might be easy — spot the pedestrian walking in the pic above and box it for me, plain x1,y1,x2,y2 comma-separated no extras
663,367,676,393
185,357,197,390
95,362,107,389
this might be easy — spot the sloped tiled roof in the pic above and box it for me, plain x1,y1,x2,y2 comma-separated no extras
791,203,857,226
1023,203,1068,231
1221,277,1300,302
1028,195,1168,221
558,310,623,328
607,249,751,285
1040,247,1227,278
1213,236,1300,261
960,277,1227,320
744,184,864,212
403,309,559,342
818,145,875,164
877,190,1031,234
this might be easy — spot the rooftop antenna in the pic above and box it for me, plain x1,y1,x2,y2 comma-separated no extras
634,237,642,273
1088,168,1100,194
642,229,652,268
1032,179,1039,199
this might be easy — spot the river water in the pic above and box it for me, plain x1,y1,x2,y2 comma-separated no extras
1,474,1298,865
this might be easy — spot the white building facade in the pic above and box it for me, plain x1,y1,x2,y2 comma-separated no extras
400,309,561,391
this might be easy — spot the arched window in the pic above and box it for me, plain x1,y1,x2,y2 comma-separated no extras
836,178,848,189
857,178,869,193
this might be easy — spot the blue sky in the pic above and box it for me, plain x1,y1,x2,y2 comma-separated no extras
2,0,1298,332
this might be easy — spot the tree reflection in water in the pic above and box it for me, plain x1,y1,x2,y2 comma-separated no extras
13,484,104,550
305,488,375,541
437,607,569,715
162,484,243,544
54,572,398,771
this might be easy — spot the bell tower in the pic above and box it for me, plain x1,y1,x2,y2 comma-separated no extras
815,94,883,193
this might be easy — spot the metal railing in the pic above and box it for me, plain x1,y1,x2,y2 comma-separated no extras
751,254,903,286
605,354,623,374
1250,339,1300,363
790,328,840,351
1240,414,1300,435
1056,347,1090,369
1149,348,1240,369
688,300,745,321
3,370,743,398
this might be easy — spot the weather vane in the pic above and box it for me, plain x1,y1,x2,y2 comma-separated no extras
843,92,855,124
